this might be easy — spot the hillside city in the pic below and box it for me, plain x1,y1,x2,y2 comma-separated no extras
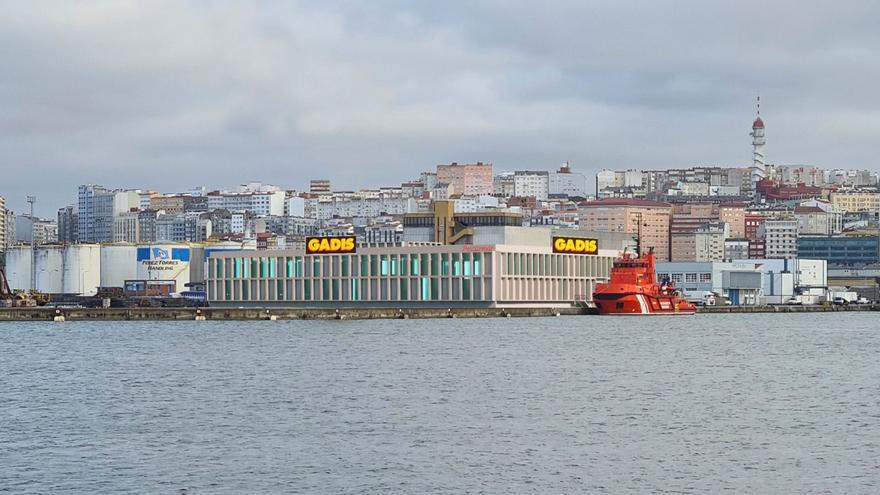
2,111,880,306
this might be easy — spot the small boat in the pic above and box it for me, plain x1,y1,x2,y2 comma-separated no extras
593,249,696,315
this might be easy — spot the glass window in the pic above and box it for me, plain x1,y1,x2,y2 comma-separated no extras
421,255,429,276
234,258,242,279
381,255,389,276
400,255,408,276
361,256,369,276
391,255,398,276
463,253,472,277
400,279,408,300
431,277,439,300
371,255,379,276
411,255,420,275
323,280,330,300
474,256,481,276
685,273,697,283
313,258,321,277
421,277,429,300
277,280,284,300
269,258,277,278
453,253,461,276
441,254,449,276
341,256,349,277
287,258,294,278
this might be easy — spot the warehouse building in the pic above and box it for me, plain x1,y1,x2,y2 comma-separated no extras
207,232,617,308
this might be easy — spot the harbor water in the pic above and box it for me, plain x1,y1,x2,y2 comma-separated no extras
1,314,879,493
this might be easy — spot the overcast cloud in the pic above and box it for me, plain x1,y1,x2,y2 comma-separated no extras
1,0,879,215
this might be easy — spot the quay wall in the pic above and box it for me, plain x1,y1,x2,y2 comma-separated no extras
0,306,591,322
0,304,875,321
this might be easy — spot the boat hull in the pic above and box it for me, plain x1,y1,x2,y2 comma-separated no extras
593,292,696,315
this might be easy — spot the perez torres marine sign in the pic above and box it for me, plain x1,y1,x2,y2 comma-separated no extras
306,236,357,254
552,236,599,255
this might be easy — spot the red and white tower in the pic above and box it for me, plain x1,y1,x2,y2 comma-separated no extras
750,96,766,185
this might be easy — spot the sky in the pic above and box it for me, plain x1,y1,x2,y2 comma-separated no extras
2,0,879,216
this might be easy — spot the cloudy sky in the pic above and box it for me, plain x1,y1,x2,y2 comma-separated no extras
2,1,879,215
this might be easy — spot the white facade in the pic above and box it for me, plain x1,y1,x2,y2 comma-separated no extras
453,196,500,213
513,171,550,200
207,191,285,216
314,196,417,220
6,245,102,295
286,197,306,217
761,219,799,259
549,170,588,197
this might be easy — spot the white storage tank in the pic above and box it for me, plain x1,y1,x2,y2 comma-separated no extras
135,244,193,294
5,246,65,293
34,246,65,294
100,244,138,288
62,244,102,295
5,247,31,292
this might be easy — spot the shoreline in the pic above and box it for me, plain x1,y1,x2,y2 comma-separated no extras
0,304,876,321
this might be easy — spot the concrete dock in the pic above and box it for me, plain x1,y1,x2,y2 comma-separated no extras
0,306,591,321
0,304,876,321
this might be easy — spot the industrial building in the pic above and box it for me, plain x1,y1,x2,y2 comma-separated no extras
207,238,615,309
657,258,827,305
4,242,252,296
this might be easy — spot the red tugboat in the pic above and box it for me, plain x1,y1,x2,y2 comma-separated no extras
593,249,696,315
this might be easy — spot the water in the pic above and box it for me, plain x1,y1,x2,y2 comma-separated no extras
1,314,879,494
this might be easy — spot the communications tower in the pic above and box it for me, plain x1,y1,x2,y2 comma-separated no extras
749,96,766,186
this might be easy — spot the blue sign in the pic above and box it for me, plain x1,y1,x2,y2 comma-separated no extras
136,247,191,262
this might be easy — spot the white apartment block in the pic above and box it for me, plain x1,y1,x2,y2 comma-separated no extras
549,170,588,197
761,219,799,259
314,196,417,220
513,171,550,200
207,191,285,216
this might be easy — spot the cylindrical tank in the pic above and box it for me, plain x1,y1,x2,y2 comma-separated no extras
5,246,65,293
136,243,192,294
100,244,138,288
34,246,64,294
62,244,102,295
5,247,31,291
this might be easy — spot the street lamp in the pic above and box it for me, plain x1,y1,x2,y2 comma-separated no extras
27,196,36,292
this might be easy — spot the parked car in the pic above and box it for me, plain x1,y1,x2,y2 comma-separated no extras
832,296,848,306
785,297,802,305
855,297,871,305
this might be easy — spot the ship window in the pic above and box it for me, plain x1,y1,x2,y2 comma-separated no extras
685,273,697,283
670,273,683,283
700,273,712,283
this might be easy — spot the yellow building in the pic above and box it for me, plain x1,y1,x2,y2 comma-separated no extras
830,191,880,212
